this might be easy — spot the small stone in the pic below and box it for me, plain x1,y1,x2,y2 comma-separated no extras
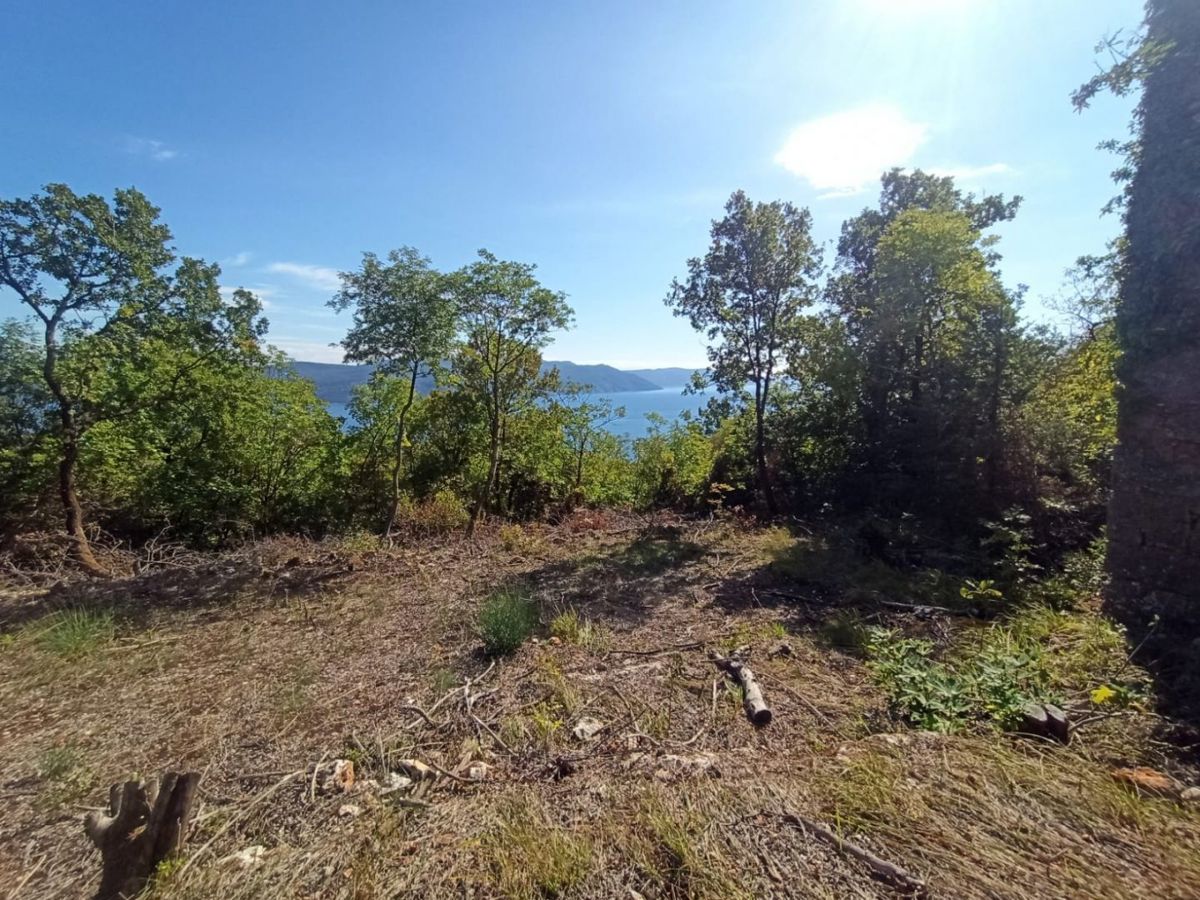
379,772,414,794
220,845,267,869
467,762,490,781
321,759,355,793
1111,766,1179,797
338,803,363,817
649,753,719,781
572,716,605,741
1180,786,1200,803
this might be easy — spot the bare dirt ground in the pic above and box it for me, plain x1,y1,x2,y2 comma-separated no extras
2,512,1198,899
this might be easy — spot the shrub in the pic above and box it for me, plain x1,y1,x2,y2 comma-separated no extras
866,624,1051,732
397,488,469,535
478,588,539,656
866,628,971,732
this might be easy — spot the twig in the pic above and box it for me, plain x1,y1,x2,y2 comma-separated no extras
398,704,444,728
757,672,841,734
308,751,330,804
473,715,516,754
607,640,705,657
179,769,304,877
777,812,927,895
424,759,475,784
8,854,45,898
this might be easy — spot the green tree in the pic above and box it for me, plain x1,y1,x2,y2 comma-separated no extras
0,184,264,573
81,352,341,543
557,386,625,496
850,207,1021,524
828,172,1022,522
666,191,821,514
329,248,457,536
449,250,573,534
0,320,54,529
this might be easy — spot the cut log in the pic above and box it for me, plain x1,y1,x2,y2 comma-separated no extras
711,653,772,726
1018,702,1070,744
84,771,200,900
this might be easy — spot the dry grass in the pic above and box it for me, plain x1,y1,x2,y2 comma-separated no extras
1,514,1198,898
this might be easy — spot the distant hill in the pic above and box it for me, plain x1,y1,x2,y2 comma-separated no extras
288,359,670,404
625,367,699,389
542,361,659,393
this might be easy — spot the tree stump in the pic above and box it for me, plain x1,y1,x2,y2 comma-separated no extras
84,771,200,900
1018,702,1070,744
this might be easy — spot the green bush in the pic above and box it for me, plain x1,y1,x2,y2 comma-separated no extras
397,489,470,535
865,625,1049,733
479,588,539,656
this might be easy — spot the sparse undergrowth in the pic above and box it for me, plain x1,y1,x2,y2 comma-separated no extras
0,517,1196,900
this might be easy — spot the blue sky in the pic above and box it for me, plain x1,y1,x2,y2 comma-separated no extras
2,0,1140,368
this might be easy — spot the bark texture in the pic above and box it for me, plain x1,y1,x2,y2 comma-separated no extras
1106,0,1200,715
84,772,200,899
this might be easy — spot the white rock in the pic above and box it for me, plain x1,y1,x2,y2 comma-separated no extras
1181,786,1200,803
220,845,267,869
338,803,363,817
572,716,605,741
379,772,414,794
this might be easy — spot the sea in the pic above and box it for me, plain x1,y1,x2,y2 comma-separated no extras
326,385,711,440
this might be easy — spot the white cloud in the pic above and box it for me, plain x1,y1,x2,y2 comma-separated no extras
269,338,345,364
224,251,253,267
928,162,1015,181
266,262,341,292
124,137,178,161
774,105,928,196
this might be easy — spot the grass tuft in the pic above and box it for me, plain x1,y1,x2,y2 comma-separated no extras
32,608,115,657
485,798,593,898
479,588,540,656
549,607,610,650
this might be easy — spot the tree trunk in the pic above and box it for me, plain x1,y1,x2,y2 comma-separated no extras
42,318,105,576
1105,0,1200,716
383,366,420,538
468,415,501,537
754,377,778,516
58,428,104,576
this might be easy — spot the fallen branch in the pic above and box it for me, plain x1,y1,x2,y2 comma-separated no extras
607,640,705,657
710,652,772,726
778,812,926,895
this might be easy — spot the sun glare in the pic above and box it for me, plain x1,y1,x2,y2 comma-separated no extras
861,0,979,13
